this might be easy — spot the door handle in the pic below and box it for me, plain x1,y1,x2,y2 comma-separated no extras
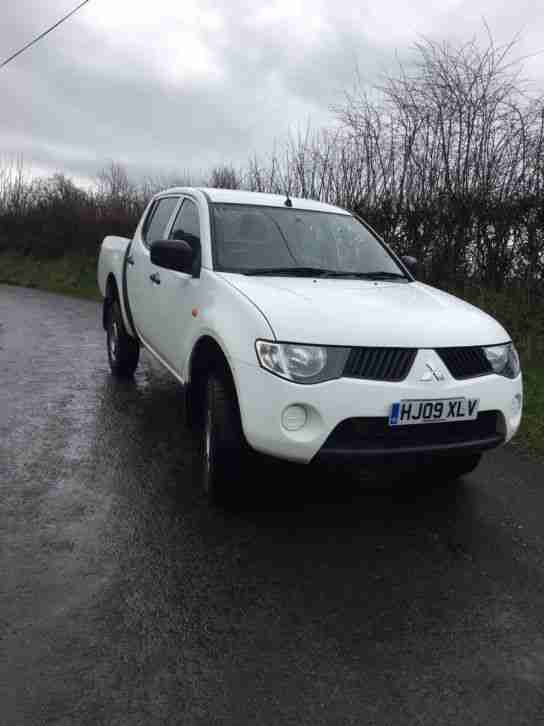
127,254,135,266
149,272,161,285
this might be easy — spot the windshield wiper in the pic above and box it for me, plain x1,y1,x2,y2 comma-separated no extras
323,270,408,280
239,267,408,280
242,267,334,277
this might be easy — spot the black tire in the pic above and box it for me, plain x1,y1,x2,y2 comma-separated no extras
106,300,140,377
200,371,246,507
425,452,482,482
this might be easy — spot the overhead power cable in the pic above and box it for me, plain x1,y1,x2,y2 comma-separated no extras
0,0,91,70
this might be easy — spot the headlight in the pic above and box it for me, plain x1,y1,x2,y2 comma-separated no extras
482,343,521,379
255,340,350,383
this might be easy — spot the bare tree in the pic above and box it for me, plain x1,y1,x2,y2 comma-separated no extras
208,164,241,189
333,30,544,288
96,161,134,201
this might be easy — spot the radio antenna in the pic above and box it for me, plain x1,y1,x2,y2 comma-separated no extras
273,159,293,207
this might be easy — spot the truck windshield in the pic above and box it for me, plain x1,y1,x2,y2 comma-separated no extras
210,203,407,279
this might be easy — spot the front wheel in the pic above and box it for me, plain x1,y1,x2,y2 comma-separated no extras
106,300,140,377
201,372,247,508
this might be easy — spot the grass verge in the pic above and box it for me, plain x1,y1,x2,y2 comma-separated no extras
0,250,100,301
1,251,542,459
515,365,544,460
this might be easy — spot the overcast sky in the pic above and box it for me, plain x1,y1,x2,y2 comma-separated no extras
1,0,544,185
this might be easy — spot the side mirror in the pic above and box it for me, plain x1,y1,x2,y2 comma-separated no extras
150,239,193,275
401,255,418,277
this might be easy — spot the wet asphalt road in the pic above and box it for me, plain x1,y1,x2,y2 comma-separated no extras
2,284,544,725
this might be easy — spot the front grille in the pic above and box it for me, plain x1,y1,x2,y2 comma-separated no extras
321,411,502,454
343,347,417,382
435,347,492,380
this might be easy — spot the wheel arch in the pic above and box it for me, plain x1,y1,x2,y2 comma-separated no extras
186,334,240,429
102,268,137,340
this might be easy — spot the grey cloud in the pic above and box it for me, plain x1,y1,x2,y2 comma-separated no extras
0,0,381,180
1,0,541,184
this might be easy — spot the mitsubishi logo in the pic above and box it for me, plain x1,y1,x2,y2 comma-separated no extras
421,362,445,382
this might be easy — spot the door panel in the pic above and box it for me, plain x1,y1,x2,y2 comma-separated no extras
149,197,203,373
125,196,180,349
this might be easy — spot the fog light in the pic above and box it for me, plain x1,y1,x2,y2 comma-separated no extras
282,405,307,431
511,393,522,416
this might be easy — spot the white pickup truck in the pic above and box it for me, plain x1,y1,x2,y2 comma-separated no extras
97,187,523,505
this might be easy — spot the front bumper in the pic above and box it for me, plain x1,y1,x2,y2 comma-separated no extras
313,411,504,463
232,351,523,464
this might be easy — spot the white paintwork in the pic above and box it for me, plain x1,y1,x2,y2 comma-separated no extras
219,274,509,348
97,235,135,335
97,234,130,298
98,187,523,464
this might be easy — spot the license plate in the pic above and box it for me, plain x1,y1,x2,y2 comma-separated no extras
389,397,479,426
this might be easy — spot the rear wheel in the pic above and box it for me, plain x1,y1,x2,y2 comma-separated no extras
106,300,140,377
201,371,247,508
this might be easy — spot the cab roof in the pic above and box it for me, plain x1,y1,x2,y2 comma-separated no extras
157,187,351,215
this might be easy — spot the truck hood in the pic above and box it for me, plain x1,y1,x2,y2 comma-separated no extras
219,274,509,348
